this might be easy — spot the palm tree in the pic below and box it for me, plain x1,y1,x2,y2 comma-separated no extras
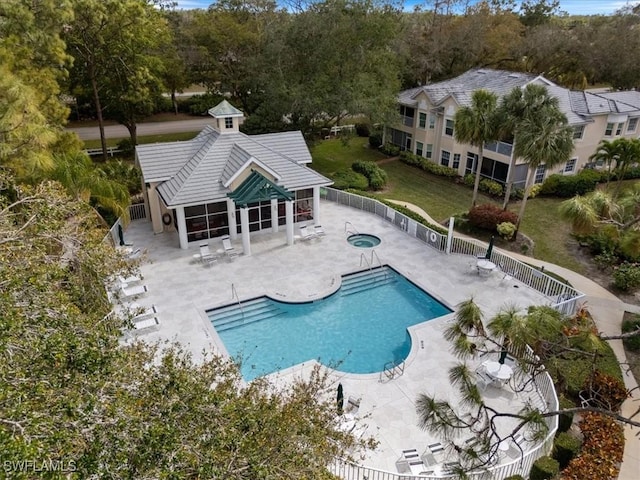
559,183,640,259
514,107,574,231
498,84,563,209
454,89,500,207
48,151,131,223
589,139,621,188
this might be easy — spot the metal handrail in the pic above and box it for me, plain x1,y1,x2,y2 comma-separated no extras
370,250,382,268
345,221,358,235
231,283,244,317
359,252,372,271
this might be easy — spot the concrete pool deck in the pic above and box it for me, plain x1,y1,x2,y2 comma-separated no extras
119,199,638,477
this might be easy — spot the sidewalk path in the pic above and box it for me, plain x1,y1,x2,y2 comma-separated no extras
388,199,640,479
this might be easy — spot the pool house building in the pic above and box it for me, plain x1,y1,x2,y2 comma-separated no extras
135,100,332,254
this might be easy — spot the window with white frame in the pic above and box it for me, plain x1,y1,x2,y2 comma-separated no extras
428,114,436,129
615,123,623,136
534,164,546,184
564,158,577,173
225,117,233,129
440,150,450,167
419,113,427,129
573,125,584,140
628,118,639,133
605,122,614,136
444,119,454,136
453,153,461,169
425,144,433,159
416,141,424,157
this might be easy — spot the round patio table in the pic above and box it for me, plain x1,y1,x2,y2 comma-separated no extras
485,361,513,380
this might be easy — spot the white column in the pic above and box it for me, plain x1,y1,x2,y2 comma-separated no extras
240,206,251,256
176,206,188,250
313,186,321,225
226,198,238,240
285,200,294,246
271,198,279,233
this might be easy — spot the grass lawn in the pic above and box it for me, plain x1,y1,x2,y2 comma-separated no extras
311,138,583,273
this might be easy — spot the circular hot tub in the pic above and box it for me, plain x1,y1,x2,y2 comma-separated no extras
347,234,381,248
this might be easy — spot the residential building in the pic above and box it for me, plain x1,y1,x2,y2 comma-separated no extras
136,100,332,253
386,68,640,188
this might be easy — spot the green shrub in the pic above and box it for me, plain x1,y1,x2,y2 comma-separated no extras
380,142,400,156
497,221,516,240
504,476,524,480
557,395,576,432
116,138,135,158
612,262,640,291
529,455,559,480
184,93,224,115
553,432,582,469
540,169,603,197
369,132,383,149
355,123,370,137
528,183,543,198
332,169,369,190
352,160,387,190
479,178,503,196
399,151,458,178
463,173,475,187
622,315,640,351
468,204,518,231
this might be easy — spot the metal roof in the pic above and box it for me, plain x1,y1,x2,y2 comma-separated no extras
228,170,294,207
136,123,332,208
207,99,244,118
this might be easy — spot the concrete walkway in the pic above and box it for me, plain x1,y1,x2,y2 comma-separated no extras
391,200,640,479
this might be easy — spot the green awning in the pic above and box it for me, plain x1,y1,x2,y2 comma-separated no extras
228,170,294,207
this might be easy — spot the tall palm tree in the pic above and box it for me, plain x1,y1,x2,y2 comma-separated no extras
514,107,574,231
498,84,562,209
589,139,621,188
454,89,500,207
591,138,640,195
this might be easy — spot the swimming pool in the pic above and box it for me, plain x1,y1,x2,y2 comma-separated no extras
208,267,451,381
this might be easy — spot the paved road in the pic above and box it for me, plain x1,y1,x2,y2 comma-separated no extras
67,117,213,141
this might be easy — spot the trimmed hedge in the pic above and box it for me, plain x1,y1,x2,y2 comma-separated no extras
332,169,369,190
352,160,387,190
504,476,525,480
612,262,640,291
557,395,576,433
468,204,518,231
355,123,370,137
540,169,604,197
399,151,458,178
380,142,400,156
529,456,559,480
553,432,582,469
369,132,382,149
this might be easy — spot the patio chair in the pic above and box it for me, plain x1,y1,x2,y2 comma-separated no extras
221,235,239,258
120,283,148,299
298,225,316,241
345,396,361,415
133,315,160,330
199,243,217,264
127,302,157,320
314,224,326,236
117,273,143,286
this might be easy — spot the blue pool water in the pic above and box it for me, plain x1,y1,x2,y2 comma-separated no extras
208,267,451,381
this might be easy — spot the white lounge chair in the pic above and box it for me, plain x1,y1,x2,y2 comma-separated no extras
298,225,316,241
117,274,143,286
221,235,238,258
133,316,159,330
345,396,361,415
127,302,157,320
314,225,326,236
121,284,148,298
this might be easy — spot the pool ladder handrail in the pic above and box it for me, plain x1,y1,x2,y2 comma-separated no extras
344,221,359,235
359,252,372,271
231,283,244,318
380,359,405,381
